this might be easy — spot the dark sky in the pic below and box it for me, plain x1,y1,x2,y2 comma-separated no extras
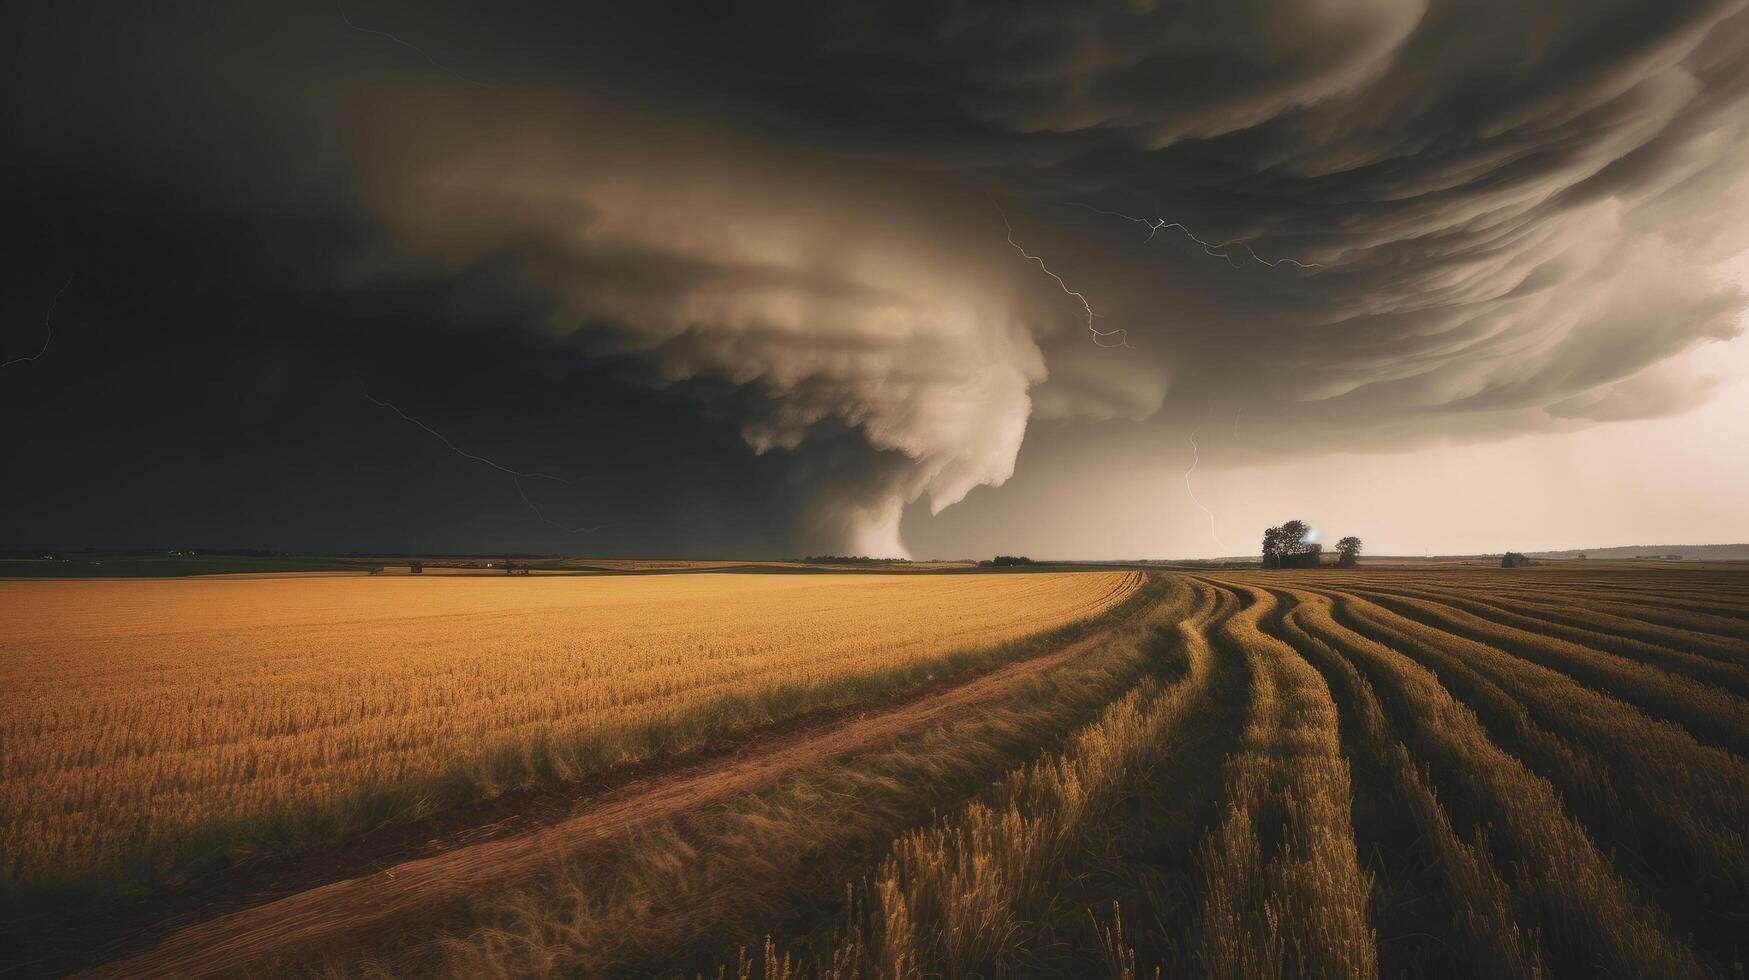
5,0,1749,557
0,163,802,555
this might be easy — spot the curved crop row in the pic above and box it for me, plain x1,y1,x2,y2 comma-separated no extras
1328,590,1749,908
1342,581,1749,696
1191,583,1376,980
1271,584,1706,977
1274,587,1543,979
1353,589,1749,756
799,578,1229,979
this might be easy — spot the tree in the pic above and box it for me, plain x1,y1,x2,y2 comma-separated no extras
1336,536,1362,567
1262,520,1312,568
1261,527,1284,568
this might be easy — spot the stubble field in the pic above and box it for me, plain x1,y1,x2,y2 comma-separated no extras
4,563,1747,978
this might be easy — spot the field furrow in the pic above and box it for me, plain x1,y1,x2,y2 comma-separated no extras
1353,589,1749,756
1274,587,1544,979
1341,582,1749,694
1192,583,1377,980
1321,589,1749,956
1277,587,1705,977
670,576,1235,979
1551,596,1749,645
1014,577,1257,977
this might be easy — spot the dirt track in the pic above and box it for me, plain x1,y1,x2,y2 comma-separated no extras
83,626,1116,978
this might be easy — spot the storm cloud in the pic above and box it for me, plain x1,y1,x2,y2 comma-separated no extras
6,0,1749,554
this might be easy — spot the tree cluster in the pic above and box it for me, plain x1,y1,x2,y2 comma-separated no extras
982,555,1037,567
1261,520,1363,568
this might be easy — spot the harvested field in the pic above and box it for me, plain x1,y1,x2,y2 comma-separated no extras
7,564,1749,978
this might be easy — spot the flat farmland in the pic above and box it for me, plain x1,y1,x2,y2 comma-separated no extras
0,571,1140,907
8,564,1749,979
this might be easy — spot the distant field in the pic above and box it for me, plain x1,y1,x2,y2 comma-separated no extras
0,553,986,578
557,558,978,572
0,571,1139,906
10,564,1749,978
0,554,377,578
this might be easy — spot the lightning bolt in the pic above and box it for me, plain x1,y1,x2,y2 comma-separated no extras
1184,429,1227,555
2,275,74,369
1068,203,1320,270
1002,210,1132,349
361,385,614,534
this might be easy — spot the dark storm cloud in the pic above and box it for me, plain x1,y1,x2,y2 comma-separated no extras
5,0,1749,553
816,0,1426,143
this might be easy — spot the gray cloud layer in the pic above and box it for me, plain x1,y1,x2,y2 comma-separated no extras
8,0,1749,553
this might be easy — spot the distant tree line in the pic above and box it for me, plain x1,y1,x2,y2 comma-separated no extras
803,555,914,564
1262,520,1363,568
349,551,561,559
981,555,1038,567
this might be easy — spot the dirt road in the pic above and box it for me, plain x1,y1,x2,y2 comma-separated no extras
84,626,1119,978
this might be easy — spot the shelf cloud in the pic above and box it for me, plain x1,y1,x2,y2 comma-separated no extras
8,0,1749,553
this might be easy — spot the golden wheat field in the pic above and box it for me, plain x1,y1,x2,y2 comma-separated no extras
0,571,1139,900
7,563,1749,979
587,564,1744,980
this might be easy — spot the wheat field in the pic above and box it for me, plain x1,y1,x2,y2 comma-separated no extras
414,564,1749,979
8,563,1749,978
0,571,1139,899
